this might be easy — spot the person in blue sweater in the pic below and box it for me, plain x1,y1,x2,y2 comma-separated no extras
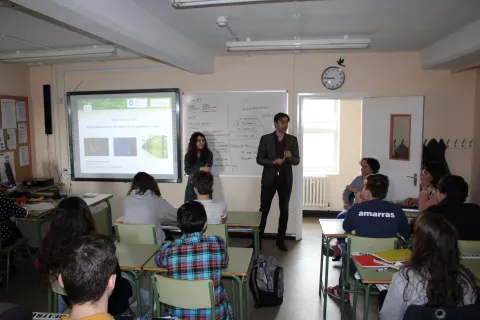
328,158,381,261
328,173,410,301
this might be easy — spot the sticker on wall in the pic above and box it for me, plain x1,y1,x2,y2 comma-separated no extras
337,56,345,67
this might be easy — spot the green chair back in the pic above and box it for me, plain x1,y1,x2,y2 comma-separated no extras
458,240,480,255
203,224,229,246
92,207,112,237
114,224,157,245
48,279,68,313
345,236,398,320
151,274,216,320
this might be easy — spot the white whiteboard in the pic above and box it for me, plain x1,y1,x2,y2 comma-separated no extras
183,91,288,176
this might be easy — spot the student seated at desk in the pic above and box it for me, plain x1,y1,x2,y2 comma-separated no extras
424,175,480,240
123,172,177,243
155,201,233,320
328,174,411,301
379,213,477,320
58,234,118,320
192,171,227,224
38,197,133,316
0,187,27,248
401,162,447,212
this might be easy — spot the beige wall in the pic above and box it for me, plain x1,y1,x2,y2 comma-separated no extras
28,52,477,235
0,63,30,96
324,100,362,211
470,70,480,204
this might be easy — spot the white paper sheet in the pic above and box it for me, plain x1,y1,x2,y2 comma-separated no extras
1,100,17,129
0,129,5,151
27,202,55,212
19,146,29,167
15,101,26,122
0,152,16,183
17,123,28,144
6,128,16,150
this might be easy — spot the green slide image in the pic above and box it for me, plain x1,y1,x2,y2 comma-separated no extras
142,135,168,158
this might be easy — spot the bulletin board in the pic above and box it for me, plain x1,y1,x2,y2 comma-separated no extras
0,95,32,183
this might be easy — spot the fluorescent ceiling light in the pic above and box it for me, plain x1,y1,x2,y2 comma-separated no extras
172,0,271,8
0,45,116,62
226,38,371,52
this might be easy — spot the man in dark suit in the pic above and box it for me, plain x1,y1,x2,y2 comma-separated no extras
255,112,300,251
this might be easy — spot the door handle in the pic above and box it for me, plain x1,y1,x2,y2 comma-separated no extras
406,173,418,187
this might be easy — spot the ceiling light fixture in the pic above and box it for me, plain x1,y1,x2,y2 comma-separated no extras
0,45,116,62
226,38,371,52
172,0,272,8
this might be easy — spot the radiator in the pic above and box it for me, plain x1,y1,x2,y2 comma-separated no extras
303,176,327,208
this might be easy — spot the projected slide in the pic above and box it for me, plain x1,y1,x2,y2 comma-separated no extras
68,89,180,182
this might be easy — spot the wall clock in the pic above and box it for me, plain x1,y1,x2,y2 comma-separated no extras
322,66,345,90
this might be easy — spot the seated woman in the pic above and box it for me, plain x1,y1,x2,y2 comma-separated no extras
0,187,27,248
341,158,380,211
123,171,177,243
379,212,477,320
326,158,380,260
401,162,447,212
38,197,133,316
426,175,480,240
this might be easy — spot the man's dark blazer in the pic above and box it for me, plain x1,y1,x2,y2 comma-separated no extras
256,132,300,187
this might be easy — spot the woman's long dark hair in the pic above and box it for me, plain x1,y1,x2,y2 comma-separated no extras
38,196,96,285
186,132,210,165
423,162,447,188
403,212,475,307
127,171,160,197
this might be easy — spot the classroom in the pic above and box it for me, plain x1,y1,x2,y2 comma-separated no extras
1,0,480,319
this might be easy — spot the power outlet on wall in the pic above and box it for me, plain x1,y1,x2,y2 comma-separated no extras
62,168,71,179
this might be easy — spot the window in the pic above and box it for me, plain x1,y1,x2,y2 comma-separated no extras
301,97,340,175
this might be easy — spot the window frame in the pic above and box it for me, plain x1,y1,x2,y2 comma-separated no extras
300,96,340,176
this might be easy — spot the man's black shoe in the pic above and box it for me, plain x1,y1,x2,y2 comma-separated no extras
276,241,288,251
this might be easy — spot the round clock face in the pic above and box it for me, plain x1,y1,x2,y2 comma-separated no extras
322,66,345,90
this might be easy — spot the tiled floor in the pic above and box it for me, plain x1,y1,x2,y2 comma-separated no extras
1,217,380,319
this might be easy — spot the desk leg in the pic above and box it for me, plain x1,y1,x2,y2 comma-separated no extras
232,275,244,320
105,199,112,238
352,279,360,320
319,234,325,295
124,270,142,316
363,283,373,320
253,227,260,259
322,236,332,320
231,279,237,316
149,276,154,316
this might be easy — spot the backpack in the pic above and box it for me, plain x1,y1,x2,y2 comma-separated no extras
249,255,284,308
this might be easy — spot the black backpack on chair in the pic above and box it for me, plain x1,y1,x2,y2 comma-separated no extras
249,255,284,308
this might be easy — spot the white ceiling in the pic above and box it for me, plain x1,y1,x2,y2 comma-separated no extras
1,0,480,70
139,0,480,54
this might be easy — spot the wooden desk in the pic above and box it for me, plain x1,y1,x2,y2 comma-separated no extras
352,258,480,320
118,210,262,259
116,242,160,315
116,242,160,271
16,194,113,248
227,211,261,259
144,247,253,320
318,219,347,320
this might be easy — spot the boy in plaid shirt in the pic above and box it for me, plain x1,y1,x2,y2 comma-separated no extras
155,201,234,319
